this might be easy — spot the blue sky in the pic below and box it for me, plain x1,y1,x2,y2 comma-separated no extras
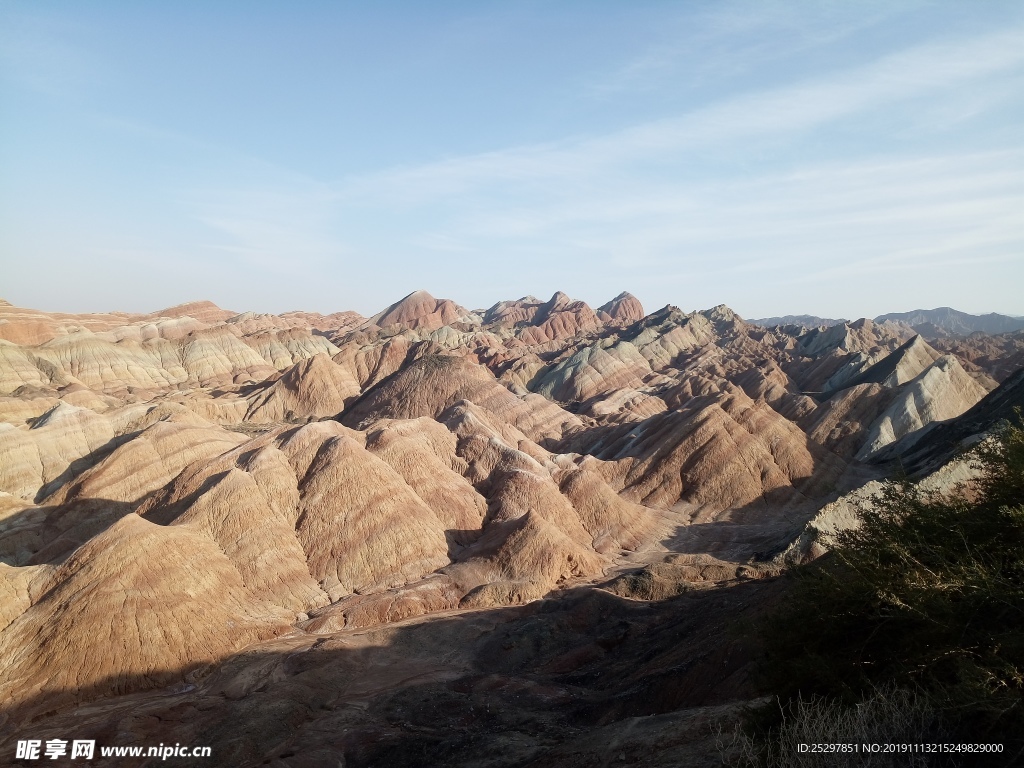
1,1,1022,319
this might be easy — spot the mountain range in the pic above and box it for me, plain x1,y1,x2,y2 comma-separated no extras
874,306,1024,337
0,290,1021,766
750,306,1024,337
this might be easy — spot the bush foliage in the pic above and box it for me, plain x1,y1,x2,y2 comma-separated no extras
728,686,951,768
758,418,1024,760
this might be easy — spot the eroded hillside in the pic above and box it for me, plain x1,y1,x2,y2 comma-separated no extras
0,292,1018,766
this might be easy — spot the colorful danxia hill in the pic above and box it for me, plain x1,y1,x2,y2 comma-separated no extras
0,291,1022,765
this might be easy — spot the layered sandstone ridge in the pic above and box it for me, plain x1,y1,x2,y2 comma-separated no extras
0,289,1016,720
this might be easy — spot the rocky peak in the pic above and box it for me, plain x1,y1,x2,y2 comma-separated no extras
372,290,469,331
150,300,235,323
699,304,746,335
482,296,545,326
532,291,581,326
598,292,645,325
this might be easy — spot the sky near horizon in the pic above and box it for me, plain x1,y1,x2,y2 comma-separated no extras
1,1,1022,320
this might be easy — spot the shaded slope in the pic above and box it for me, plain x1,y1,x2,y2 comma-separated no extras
0,514,292,713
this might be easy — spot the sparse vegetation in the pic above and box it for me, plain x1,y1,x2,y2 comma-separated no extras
725,686,951,768
606,565,692,601
752,416,1024,764
415,353,459,371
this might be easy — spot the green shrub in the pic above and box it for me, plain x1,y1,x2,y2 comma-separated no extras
756,418,1024,761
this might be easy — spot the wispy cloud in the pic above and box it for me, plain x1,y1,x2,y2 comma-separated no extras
6,4,1019,318
590,1,906,96
336,25,1024,206
175,22,1023,315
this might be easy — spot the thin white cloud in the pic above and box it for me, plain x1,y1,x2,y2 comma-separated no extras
9,7,1019,318
335,25,1024,206
387,146,1024,315
591,1,905,96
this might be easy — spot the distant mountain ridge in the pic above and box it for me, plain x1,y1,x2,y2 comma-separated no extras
874,307,1024,337
750,314,847,328
749,308,1024,337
